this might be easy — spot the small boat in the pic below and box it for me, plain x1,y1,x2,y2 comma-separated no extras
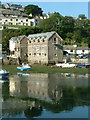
17,63,31,71
17,72,30,76
77,63,86,68
0,69,9,79
56,63,76,68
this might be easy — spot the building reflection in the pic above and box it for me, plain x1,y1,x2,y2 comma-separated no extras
2,73,89,118
9,74,63,103
9,73,88,103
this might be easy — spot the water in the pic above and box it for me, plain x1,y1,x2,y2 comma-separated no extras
1,73,89,119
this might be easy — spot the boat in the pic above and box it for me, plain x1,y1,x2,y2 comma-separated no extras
56,63,76,68
17,63,31,71
77,63,86,68
17,72,30,76
0,69,9,79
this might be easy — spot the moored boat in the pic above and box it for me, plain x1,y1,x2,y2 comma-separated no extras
17,72,30,76
56,63,76,68
17,63,31,71
0,69,9,79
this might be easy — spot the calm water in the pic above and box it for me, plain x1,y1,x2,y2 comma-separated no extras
1,73,90,119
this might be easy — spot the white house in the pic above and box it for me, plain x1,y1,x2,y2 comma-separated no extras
63,45,90,55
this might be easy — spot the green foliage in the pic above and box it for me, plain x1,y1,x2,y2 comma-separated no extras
78,14,87,19
2,27,42,51
40,13,89,46
2,12,90,51
24,4,43,16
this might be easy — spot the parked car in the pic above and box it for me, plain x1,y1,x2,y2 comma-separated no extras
86,64,90,68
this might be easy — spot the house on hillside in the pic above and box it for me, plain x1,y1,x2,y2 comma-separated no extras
63,45,90,55
5,3,24,11
0,9,39,26
27,31,63,64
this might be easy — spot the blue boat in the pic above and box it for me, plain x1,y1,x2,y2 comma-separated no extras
17,64,31,71
77,63,86,68
0,69,9,79
17,72,30,76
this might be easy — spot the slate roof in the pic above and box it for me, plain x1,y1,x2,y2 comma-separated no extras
63,45,89,50
10,35,26,41
1,9,28,17
28,31,63,41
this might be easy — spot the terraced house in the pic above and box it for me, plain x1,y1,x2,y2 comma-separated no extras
0,9,39,26
27,31,63,64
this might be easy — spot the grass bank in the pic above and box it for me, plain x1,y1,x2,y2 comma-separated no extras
2,64,89,75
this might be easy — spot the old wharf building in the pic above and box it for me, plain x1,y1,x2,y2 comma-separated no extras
27,31,63,64
9,31,63,64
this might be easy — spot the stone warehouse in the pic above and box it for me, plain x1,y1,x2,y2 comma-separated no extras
9,31,63,64
27,31,63,64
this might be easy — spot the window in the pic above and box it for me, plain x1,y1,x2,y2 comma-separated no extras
29,41,31,43
36,23,38,26
38,40,40,42
54,54,57,56
16,19,18,21
31,21,33,26
54,38,57,44
82,50,84,52
45,53,46,56
21,20,23,22
43,40,45,42
12,51,14,54
33,40,35,42
39,53,41,55
34,53,36,55
11,19,12,21
26,23,28,26
29,53,31,55
54,38,56,41
54,47,57,50
26,19,28,22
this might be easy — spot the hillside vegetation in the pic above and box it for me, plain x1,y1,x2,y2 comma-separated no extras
2,12,90,52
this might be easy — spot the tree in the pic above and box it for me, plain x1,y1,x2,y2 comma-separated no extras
78,14,87,19
39,12,64,35
24,4,43,16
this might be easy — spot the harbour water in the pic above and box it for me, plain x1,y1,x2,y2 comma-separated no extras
1,73,89,119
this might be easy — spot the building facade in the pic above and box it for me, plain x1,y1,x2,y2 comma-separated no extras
0,9,39,26
63,45,90,55
9,35,28,58
27,31,63,64
9,32,63,64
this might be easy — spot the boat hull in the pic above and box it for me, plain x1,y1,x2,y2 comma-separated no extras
0,73,9,81
17,67,30,71
0,73,9,77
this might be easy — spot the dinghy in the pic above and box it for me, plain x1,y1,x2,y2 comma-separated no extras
17,63,31,71
0,69,9,79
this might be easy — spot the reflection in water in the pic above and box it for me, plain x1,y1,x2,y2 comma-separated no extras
2,73,89,118
9,74,63,103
